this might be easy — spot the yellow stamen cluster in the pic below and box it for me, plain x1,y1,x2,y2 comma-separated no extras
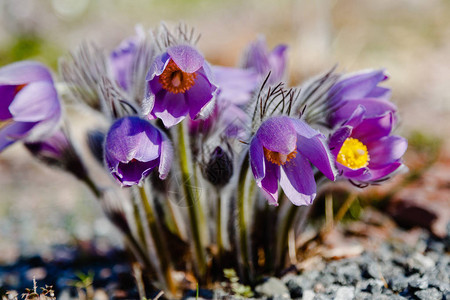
159,60,197,94
264,147,297,166
337,138,370,169
0,119,13,130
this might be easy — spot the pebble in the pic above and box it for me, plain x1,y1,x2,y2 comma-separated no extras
335,286,354,300
414,287,442,300
255,277,290,299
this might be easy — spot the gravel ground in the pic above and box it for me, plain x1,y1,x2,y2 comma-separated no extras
246,224,450,300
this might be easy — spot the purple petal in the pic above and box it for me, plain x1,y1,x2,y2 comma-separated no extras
0,61,53,85
212,66,259,105
250,137,265,182
341,105,366,128
158,132,173,180
146,52,171,81
366,162,403,181
297,135,336,181
367,135,407,167
329,126,352,157
152,92,189,127
328,69,387,105
0,121,35,151
167,45,204,73
280,153,316,206
290,118,323,139
0,85,16,119
331,98,397,126
185,69,215,119
267,44,288,84
9,81,59,122
115,159,159,187
352,112,394,144
256,116,297,154
366,86,391,100
258,159,280,205
105,117,161,162
338,164,372,181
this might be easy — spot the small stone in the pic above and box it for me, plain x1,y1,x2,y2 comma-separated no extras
408,275,429,290
407,252,436,274
303,290,315,300
359,279,384,294
285,278,303,298
254,277,290,299
389,276,409,292
335,287,355,300
355,291,372,300
336,262,361,285
313,294,331,300
414,288,442,300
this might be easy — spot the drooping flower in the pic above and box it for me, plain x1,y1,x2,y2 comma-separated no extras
329,106,407,183
104,116,173,186
0,61,62,152
25,129,88,180
327,69,396,128
242,36,288,85
144,44,218,128
249,116,336,206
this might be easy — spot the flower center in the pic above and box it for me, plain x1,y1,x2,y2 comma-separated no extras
264,147,297,166
159,60,197,94
337,138,370,169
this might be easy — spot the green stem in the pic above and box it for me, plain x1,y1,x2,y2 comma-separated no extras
177,123,207,278
237,155,250,282
276,202,298,272
216,189,223,258
131,193,148,249
138,186,175,294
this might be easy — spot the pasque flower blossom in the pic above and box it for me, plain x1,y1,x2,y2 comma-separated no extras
0,61,61,151
329,106,407,183
327,69,396,128
242,36,288,85
144,45,218,128
104,116,173,186
249,116,336,206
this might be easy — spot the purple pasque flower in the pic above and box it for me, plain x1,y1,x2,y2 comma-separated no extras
144,44,218,128
249,116,336,206
0,61,61,152
242,36,288,85
104,116,173,187
329,106,407,183
110,34,139,92
327,69,396,128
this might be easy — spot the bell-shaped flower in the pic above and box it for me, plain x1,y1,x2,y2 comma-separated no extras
110,35,139,92
242,36,288,85
104,116,173,187
0,61,61,152
144,45,218,128
249,116,336,206
327,69,396,127
329,106,407,183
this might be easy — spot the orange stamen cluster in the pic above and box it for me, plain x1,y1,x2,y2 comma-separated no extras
264,147,297,166
15,84,26,94
159,60,197,94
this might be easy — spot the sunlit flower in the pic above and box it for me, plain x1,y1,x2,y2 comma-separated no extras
329,106,407,183
242,36,288,85
0,61,61,152
249,116,336,206
104,116,173,186
144,45,218,127
327,69,396,128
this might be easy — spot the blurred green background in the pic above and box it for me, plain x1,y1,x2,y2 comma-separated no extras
1,0,449,262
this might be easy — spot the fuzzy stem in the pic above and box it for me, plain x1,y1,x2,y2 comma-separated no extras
275,196,297,272
138,186,175,295
216,189,224,258
131,193,148,249
81,175,102,198
177,123,207,279
237,155,251,282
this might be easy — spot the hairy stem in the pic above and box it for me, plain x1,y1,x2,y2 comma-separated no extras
177,123,207,279
237,154,251,282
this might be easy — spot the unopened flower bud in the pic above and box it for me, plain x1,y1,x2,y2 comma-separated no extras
203,146,233,187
